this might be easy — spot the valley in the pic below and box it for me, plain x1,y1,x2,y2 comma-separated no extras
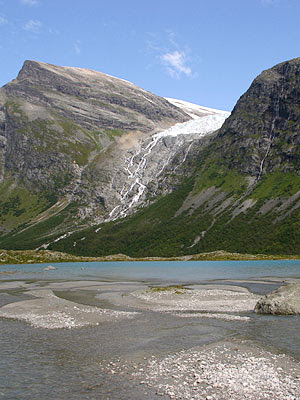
0,58,299,257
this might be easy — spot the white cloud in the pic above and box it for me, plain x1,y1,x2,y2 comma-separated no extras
21,0,39,5
146,30,195,79
24,19,42,33
160,50,192,79
49,27,59,35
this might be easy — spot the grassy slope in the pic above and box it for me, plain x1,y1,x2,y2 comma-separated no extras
0,249,298,266
0,201,81,250
1,143,299,257
0,178,53,234
1,101,300,256
48,164,300,257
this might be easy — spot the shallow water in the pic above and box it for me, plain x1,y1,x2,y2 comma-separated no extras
1,260,300,399
1,259,300,282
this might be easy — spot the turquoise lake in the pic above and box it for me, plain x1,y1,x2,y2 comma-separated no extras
1,259,300,282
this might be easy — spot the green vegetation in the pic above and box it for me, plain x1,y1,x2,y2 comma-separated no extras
4,100,24,117
2,70,300,258
50,177,200,257
148,285,185,294
47,164,300,258
56,118,102,165
1,132,300,257
0,249,295,266
0,202,79,250
0,249,124,265
194,162,247,195
251,172,300,199
104,128,126,138
0,179,49,234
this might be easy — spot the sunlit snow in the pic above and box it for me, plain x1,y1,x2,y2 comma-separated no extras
155,112,230,139
108,100,230,220
165,97,229,119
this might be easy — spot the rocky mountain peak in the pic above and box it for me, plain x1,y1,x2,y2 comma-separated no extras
216,57,300,178
8,60,190,132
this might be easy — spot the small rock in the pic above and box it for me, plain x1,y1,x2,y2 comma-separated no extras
43,265,57,271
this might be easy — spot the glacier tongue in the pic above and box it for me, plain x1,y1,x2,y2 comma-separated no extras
155,112,230,139
106,106,230,221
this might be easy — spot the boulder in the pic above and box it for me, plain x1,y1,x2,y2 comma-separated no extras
255,282,300,315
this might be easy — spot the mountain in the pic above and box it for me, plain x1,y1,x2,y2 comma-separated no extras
1,57,300,256
44,57,300,257
0,60,228,249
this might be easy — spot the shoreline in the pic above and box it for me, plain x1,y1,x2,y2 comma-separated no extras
0,249,300,265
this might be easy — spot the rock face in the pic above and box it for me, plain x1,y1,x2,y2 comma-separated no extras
5,60,189,131
0,61,191,229
0,61,190,191
255,283,300,315
0,60,228,246
217,58,300,177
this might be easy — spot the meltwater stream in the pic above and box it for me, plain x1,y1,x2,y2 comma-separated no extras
1,260,300,399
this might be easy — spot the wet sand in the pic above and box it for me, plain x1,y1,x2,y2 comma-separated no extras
0,278,300,399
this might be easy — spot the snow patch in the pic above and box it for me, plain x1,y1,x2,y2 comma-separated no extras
166,97,230,119
154,113,229,139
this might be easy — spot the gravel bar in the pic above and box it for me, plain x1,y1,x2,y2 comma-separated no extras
133,339,300,399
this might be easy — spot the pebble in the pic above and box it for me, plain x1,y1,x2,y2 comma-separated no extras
132,342,300,400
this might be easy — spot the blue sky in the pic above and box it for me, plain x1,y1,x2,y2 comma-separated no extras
0,0,300,111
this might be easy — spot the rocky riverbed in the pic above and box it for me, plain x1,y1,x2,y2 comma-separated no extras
130,339,300,400
0,277,300,399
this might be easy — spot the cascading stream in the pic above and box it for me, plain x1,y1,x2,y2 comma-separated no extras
257,82,284,181
108,111,230,221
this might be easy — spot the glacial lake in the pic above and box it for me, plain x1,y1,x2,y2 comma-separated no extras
2,259,300,282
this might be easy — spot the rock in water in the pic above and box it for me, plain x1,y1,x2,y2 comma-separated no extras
255,283,300,315
43,265,57,271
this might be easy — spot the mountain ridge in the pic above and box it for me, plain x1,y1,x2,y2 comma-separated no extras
0,58,300,256
0,60,228,247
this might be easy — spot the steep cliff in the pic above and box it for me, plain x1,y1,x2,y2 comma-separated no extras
217,57,300,177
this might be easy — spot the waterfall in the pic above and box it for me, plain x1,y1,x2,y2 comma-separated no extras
257,82,283,181
108,112,230,221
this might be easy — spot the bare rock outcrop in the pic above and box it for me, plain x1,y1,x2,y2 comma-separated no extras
255,282,300,315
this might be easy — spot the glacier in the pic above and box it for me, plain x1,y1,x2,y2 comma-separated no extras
107,100,230,221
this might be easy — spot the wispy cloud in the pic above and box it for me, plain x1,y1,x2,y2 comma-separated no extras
261,0,277,5
147,30,195,79
21,0,39,5
74,41,81,55
160,50,192,78
23,19,42,33
0,16,8,25
49,27,59,35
